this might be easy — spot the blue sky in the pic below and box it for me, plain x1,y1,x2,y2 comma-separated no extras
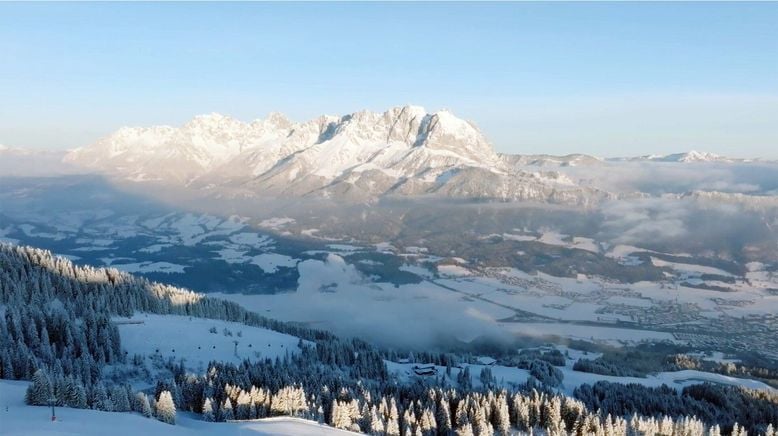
1,2,776,158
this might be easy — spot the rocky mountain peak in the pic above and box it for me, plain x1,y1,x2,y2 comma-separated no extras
62,106,594,203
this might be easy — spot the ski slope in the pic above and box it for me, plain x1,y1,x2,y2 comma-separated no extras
115,313,306,372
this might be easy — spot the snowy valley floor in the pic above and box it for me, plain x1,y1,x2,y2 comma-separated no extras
0,380,354,436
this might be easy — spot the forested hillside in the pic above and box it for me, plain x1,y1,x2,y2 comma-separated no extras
1,243,776,435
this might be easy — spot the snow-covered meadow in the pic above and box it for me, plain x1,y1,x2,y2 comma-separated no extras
115,314,305,371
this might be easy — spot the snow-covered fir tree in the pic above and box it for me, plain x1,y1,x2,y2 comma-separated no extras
220,397,234,421
202,397,215,422
111,385,131,412
155,390,176,425
135,392,153,418
25,369,52,406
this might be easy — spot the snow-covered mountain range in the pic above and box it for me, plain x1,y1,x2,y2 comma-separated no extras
64,106,605,204
41,106,775,205
617,150,741,163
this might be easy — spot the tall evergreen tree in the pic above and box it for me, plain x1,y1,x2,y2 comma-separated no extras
111,385,131,412
155,390,176,425
137,392,153,418
25,369,52,406
202,397,215,422
220,398,234,422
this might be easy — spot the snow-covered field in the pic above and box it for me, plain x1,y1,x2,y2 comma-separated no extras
537,231,600,253
0,380,353,436
495,231,602,253
115,314,305,371
651,257,734,277
0,212,294,279
250,253,299,273
110,261,188,274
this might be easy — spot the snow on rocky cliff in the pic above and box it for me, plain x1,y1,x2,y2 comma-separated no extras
64,106,600,204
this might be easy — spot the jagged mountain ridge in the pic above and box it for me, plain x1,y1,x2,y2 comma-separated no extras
65,106,605,204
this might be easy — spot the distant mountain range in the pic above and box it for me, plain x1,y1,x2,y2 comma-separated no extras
1,107,771,204
614,150,750,163
62,106,606,204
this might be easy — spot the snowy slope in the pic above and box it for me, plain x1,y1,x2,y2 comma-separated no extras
0,380,354,436
64,106,602,204
115,314,305,371
656,151,729,163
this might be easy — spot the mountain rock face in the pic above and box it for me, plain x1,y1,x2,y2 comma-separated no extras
64,106,605,204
